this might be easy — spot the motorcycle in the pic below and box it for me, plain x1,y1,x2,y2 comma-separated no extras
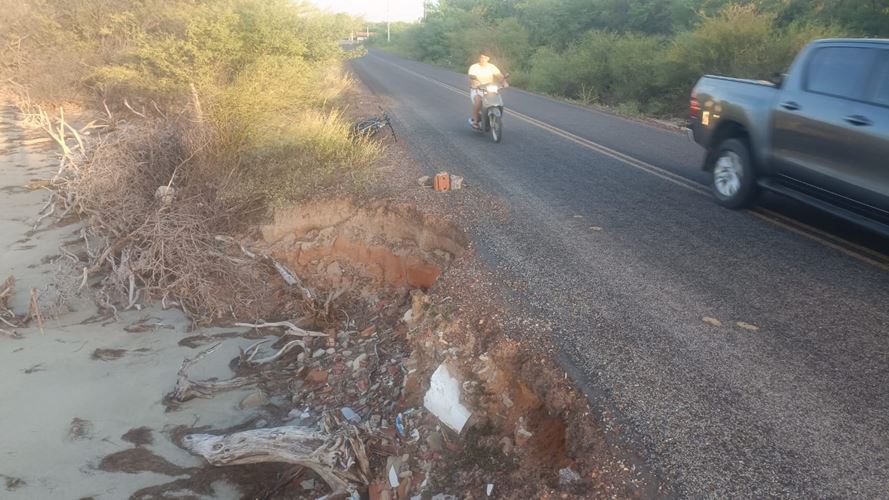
469,74,509,143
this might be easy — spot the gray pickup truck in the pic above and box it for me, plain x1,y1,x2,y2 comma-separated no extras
689,38,889,236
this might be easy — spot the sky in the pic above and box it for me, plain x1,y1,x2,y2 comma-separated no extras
307,0,425,22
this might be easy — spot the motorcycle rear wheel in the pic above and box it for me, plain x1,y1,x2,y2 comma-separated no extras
489,111,502,143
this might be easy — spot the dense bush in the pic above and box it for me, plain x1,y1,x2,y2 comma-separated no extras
1,0,378,205
375,0,873,117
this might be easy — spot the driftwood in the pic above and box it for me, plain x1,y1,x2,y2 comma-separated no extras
182,422,368,495
234,319,327,338
169,343,259,402
241,338,306,366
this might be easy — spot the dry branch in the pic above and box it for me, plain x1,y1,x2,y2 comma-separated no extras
182,423,367,495
244,338,306,366
169,343,259,402
28,288,43,334
234,320,327,338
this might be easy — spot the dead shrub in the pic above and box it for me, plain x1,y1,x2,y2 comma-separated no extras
52,110,287,325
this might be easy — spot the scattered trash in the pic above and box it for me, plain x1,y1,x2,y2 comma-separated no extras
301,478,316,490
702,316,722,327
387,457,401,488
449,174,464,190
417,175,432,187
424,363,471,433
395,413,406,437
411,428,420,441
487,483,494,496
341,407,361,423
736,321,760,332
154,185,175,205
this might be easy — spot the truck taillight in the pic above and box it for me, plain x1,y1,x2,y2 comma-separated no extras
690,91,700,119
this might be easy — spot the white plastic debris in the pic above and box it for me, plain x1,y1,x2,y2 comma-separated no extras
450,175,464,190
423,363,471,433
388,463,400,488
341,407,361,423
486,483,494,496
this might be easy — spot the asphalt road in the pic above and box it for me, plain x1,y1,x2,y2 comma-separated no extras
351,50,889,498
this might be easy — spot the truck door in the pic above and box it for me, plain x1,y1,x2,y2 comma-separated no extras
848,48,889,216
771,46,877,207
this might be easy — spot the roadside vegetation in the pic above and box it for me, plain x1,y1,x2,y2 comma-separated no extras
1,0,376,204
0,0,376,323
374,0,888,117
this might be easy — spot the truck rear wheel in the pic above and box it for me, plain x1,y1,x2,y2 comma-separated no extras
711,138,757,209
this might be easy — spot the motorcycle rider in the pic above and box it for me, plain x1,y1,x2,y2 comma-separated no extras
468,50,507,129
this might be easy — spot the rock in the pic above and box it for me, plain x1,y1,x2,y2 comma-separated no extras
301,479,316,490
499,436,514,455
357,377,370,392
352,353,368,371
306,369,329,383
239,391,268,410
559,467,582,487
313,348,326,359
515,417,532,447
326,348,335,355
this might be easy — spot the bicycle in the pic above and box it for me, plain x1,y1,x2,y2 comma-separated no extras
350,108,396,142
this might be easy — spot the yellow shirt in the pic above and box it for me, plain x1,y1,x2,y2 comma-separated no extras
468,63,502,86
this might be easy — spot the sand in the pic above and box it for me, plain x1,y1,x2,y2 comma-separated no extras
0,105,262,499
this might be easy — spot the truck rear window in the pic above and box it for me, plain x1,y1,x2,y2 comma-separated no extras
805,47,875,101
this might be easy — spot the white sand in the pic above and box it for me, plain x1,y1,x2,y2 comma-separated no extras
0,107,262,499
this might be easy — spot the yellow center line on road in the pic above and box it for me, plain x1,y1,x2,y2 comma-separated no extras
368,54,889,272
